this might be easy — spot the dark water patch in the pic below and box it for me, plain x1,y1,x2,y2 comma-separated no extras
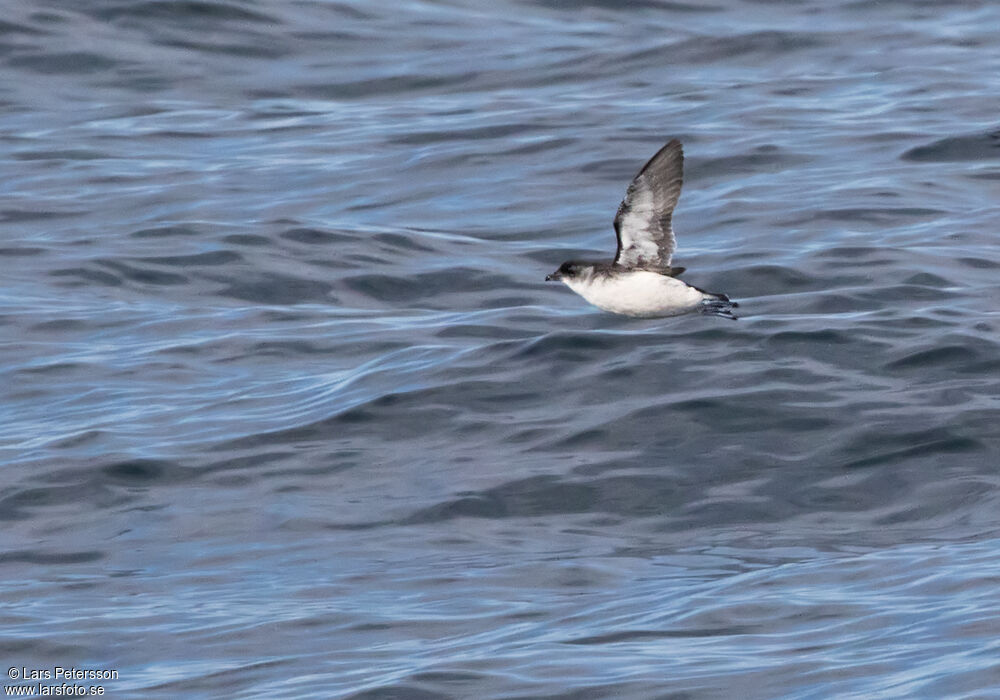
0,550,104,566
523,246,611,268
857,283,956,303
13,149,107,161
804,207,944,224
219,273,334,304
532,0,714,10
668,30,828,62
106,69,173,93
258,307,341,323
874,477,993,526
341,251,387,266
342,268,513,303
817,245,889,261
290,29,370,41
843,0,987,8
49,267,123,287
803,292,866,314
0,208,84,222
546,426,629,452
295,73,482,101
671,498,793,531
884,344,980,372
96,259,189,286
246,105,325,120
158,38,290,59
0,19,47,36
762,326,892,364
223,233,272,246
902,129,1000,162
567,627,753,645
30,318,88,332
902,272,954,287
7,52,121,74
392,123,542,145
94,1,279,25
839,426,983,470
50,430,107,449
344,686,448,700
766,328,854,348
966,169,1000,180
0,637,89,661
668,326,739,344
12,360,94,377
0,246,46,256
957,256,1000,270
138,250,242,266
130,225,203,238
435,324,517,340
405,474,687,524
846,435,983,470
129,659,292,696
261,456,362,481
216,398,460,450
307,3,374,21
502,136,577,156
280,227,355,245
411,672,496,685
101,459,187,485
0,484,119,521
861,312,954,338
580,157,646,179
667,394,838,433
732,264,818,296
691,146,810,177
250,340,335,356
140,129,218,140
199,450,299,479
0,457,197,521
372,232,436,253
787,478,883,513
515,332,620,359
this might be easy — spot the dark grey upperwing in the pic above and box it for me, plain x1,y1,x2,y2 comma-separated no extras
612,139,683,271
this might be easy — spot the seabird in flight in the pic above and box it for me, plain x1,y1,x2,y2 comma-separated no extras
546,139,736,319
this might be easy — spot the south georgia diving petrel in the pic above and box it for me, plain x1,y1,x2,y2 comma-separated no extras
546,139,737,320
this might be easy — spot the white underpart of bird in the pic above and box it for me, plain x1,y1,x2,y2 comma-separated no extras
546,139,737,319
561,267,705,318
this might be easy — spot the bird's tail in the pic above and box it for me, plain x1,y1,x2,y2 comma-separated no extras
699,291,739,320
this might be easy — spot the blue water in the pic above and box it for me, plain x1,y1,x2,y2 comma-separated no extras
2,1,1000,697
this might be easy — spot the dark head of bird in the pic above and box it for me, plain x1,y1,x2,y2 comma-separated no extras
545,261,587,282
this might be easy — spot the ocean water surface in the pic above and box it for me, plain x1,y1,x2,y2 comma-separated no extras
2,0,1000,697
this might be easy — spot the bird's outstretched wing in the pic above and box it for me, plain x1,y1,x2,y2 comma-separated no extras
613,139,683,271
